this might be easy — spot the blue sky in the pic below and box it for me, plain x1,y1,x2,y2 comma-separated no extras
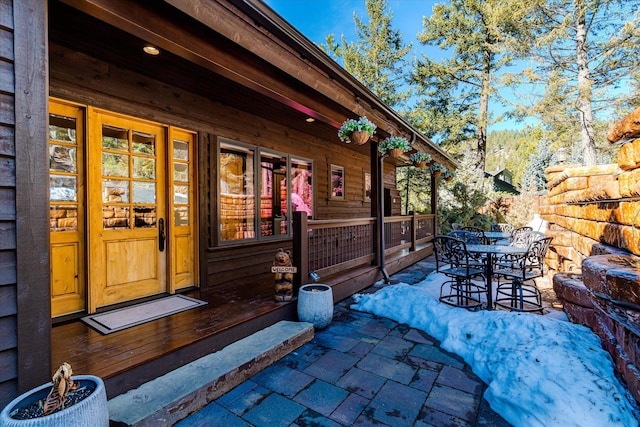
263,0,442,62
262,0,526,132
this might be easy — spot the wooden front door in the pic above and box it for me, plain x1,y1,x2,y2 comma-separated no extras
50,101,198,316
87,109,167,311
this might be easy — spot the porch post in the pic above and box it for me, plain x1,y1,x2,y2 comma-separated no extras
410,211,417,251
14,0,51,393
431,172,438,234
371,141,381,266
292,211,308,289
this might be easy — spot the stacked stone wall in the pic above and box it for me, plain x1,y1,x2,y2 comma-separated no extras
544,106,640,405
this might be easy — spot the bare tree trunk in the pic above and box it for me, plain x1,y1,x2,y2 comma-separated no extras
476,47,491,174
575,0,597,165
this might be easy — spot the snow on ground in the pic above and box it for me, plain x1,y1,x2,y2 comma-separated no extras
351,272,639,427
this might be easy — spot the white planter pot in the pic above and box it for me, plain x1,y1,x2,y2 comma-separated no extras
0,375,108,427
297,284,334,330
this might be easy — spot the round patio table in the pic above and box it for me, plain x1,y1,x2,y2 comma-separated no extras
465,244,528,309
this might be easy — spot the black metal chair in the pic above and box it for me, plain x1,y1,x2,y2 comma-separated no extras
461,226,487,244
447,230,485,267
447,230,482,245
493,237,553,313
433,235,486,309
490,223,515,233
509,226,533,243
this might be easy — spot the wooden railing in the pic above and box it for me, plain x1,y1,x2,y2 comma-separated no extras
384,213,435,255
292,212,435,285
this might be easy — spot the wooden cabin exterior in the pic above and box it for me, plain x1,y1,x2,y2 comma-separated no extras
0,0,455,405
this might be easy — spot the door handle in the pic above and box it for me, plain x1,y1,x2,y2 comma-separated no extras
158,218,166,252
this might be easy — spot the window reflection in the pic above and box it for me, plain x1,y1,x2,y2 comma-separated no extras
218,140,313,243
220,143,255,241
260,153,287,236
291,159,313,219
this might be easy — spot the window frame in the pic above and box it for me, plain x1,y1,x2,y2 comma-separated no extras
330,164,345,200
217,138,314,246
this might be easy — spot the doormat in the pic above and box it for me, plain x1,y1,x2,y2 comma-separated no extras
81,295,207,335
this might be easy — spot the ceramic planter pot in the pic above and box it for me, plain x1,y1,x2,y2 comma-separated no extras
297,284,334,330
0,375,108,427
349,131,371,145
389,148,403,158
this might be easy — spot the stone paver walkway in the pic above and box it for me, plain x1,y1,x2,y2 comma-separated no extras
176,257,513,426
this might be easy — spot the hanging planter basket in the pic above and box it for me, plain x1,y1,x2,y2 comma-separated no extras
433,171,442,177
389,148,404,158
348,131,371,145
413,161,427,168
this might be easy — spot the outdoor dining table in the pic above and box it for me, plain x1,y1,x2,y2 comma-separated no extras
465,244,528,309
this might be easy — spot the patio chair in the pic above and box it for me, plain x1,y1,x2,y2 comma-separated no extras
493,237,553,313
460,226,487,244
490,223,515,233
447,230,485,267
447,230,482,245
509,229,541,248
433,235,486,310
510,226,533,243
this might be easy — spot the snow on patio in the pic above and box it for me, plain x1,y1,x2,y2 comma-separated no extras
351,272,639,427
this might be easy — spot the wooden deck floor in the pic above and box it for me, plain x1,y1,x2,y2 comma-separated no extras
51,275,296,398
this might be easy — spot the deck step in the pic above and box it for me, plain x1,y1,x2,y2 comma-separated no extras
107,320,314,426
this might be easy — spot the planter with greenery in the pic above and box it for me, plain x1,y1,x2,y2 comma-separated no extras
378,136,411,157
338,116,377,145
430,163,447,177
442,170,455,181
409,152,432,168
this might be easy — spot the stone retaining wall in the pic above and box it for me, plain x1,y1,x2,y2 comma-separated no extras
543,106,640,404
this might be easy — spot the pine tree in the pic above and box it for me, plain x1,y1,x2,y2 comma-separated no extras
323,0,412,108
522,139,553,191
528,0,640,165
412,0,538,173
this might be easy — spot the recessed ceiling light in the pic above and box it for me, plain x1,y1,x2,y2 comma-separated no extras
306,117,315,123
143,45,160,55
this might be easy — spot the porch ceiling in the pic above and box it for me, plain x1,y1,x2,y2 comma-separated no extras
50,0,376,155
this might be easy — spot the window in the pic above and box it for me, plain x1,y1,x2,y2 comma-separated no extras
330,165,344,200
260,152,287,236
291,158,313,218
364,172,372,202
218,139,313,244
219,142,256,241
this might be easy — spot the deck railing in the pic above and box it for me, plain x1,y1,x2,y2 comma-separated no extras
292,212,435,284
